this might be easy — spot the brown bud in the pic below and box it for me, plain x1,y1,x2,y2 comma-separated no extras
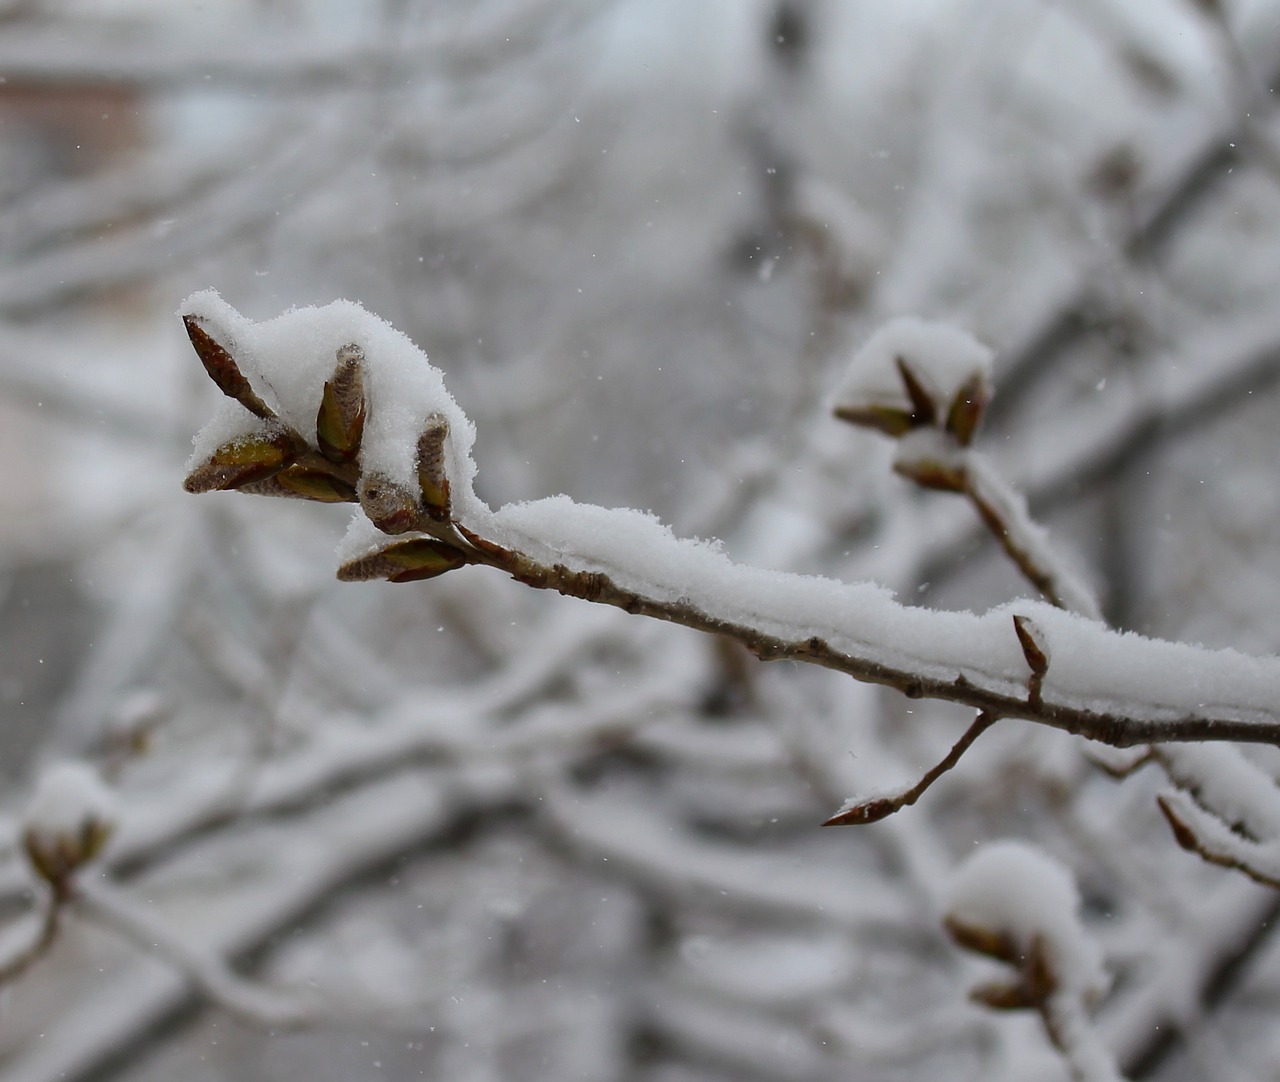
337,537,467,583
454,522,516,562
944,371,990,447
1012,614,1050,677
273,465,359,503
24,819,113,889
183,316,276,421
416,414,451,520
895,356,938,426
183,428,297,493
832,403,918,438
822,797,897,827
315,344,366,463
358,473,420,534
892,455,965,492
1156,794,1200,853
943,915,1021,966
1023,936,1058,1003
969,979,1035,1012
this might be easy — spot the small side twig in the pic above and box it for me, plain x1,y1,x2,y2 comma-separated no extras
0,888,63,985
963,455,1101,620
823,711,998,826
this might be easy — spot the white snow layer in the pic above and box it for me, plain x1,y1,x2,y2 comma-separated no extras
23,761,117,848
192,293,1280,741
946,840,1107,999
831,315,993,413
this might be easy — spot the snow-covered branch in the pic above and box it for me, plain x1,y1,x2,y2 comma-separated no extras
178,294,1280,753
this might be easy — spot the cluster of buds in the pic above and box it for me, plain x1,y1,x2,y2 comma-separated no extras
22,762,118,900
182,315,471,583
944,909,1061,1013
944,842,1121,1079
832,317,994,491
943,841,1108,1022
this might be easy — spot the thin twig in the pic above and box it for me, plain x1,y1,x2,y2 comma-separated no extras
822,711,997,826
961,452,1101,619
0,888,62,985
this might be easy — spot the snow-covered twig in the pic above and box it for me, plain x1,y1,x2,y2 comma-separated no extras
1151,744,1280,889
962,454,1100,619
834,316,1100,619
823,711,997,826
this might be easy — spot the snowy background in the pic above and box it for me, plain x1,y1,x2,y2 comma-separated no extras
4,1,1280,1079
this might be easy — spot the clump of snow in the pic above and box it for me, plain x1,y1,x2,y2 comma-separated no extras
892,426,966,483
832,316,993,416
946,840,1107,1000
179,290,480,511
23,761,117,857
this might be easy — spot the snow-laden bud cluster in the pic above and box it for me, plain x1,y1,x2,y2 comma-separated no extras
944,840,1108,1007
22,761,118,891
180,291,484,582
832,316,994,454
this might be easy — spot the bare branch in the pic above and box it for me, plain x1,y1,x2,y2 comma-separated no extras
823,711,997,826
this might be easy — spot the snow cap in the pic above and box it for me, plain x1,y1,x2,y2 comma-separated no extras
945,839,1107,999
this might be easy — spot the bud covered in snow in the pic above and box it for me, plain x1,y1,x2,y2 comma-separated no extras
892,429,967,492
315,344,367,464
357,473,421,535
833,317,994,444
337,535,468,583
22,762,118,892
104,688,169,758
944,840,1108,1007
180,291,481,550
416,414,452,521
183,425,299,494
182,315,277,422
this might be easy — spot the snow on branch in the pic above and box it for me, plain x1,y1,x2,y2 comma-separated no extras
178,292,1280,754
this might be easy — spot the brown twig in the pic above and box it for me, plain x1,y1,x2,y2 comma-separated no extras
0,889,63,985
822,711,997,826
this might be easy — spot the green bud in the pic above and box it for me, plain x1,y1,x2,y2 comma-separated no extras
183,429,297,493
315,344,366,463
337,537,466,583
274,466,359,503
416,414,451,520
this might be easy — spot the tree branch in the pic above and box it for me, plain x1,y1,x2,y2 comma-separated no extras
174,296,1280,755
